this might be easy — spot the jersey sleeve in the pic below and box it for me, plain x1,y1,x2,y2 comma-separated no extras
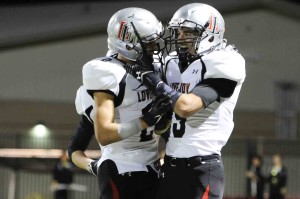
203,48,246,83
82,57,126,96
75,86,94,117
196,78,237,99
75,86,85,115
200,48,246,98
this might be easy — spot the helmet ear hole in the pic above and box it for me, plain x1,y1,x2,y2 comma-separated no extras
208,36,214,42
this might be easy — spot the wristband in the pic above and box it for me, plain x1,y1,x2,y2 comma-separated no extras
117,118,143,139
191,85,218,108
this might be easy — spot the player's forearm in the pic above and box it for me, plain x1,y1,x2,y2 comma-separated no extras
94,120,122,146
94,117,147,146
71,150,93,171
155,83,206,118
173,93,204,118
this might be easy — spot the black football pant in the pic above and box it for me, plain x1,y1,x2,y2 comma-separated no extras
157,155,224,199
55,190,69,199
97,159,159,199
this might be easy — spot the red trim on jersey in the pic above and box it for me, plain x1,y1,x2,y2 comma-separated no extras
109,178,120,199
202,185,210,199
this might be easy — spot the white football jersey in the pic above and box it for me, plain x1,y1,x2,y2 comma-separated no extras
164,45,246,157
78,55,162,174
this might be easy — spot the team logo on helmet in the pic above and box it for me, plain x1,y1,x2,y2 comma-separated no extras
117,21,137,44
207,14,221,34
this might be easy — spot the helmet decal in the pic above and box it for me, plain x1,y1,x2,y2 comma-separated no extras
107,7,165,61
207,14,220,34
117,21,137,43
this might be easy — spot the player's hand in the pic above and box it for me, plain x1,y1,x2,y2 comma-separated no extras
87,159,98,176
154,110,172,135
123,53,153,80
124,61,163,93
142,95,172,127
124,57,181,109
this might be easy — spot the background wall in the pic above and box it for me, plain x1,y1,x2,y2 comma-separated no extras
1,7,300,111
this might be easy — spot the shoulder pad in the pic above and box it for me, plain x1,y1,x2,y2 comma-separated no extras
82,57,126,94
202,49,246,83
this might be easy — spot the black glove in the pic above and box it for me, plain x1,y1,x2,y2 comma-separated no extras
87,159,98,176
142,95,172,127
154,110,172,135
124,58,182,108
156,83,182,108
124,59,163,93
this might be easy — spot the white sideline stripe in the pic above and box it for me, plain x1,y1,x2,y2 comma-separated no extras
50,183,88,192
0,149,101,158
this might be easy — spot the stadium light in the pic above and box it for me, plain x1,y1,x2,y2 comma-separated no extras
29,121,50,138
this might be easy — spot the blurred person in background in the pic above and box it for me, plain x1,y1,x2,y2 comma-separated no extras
267,153,287,199
126,3,246,199
51,150,74,199
68,7,171,199
246,154,265,199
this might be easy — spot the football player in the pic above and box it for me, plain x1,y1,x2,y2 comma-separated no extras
126,3,246,199
68,7,171,199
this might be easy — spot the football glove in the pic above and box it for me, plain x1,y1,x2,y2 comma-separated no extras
124,60,162,93
154,110,172,135
124,62,181,108
142,95,172,127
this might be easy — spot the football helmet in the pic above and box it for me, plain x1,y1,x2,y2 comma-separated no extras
107,7,165,61
166,3,225,55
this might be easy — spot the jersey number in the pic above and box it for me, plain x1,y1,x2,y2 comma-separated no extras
172,114,186,138
139,102,155,142
140,129,154,142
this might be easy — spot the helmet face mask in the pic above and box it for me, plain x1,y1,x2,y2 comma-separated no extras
107,8,165,62
144,39,164,55
166,26,204,56
165,3,225,57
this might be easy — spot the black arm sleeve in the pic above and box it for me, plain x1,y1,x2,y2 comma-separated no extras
191,78,237,108
68,115,94,162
